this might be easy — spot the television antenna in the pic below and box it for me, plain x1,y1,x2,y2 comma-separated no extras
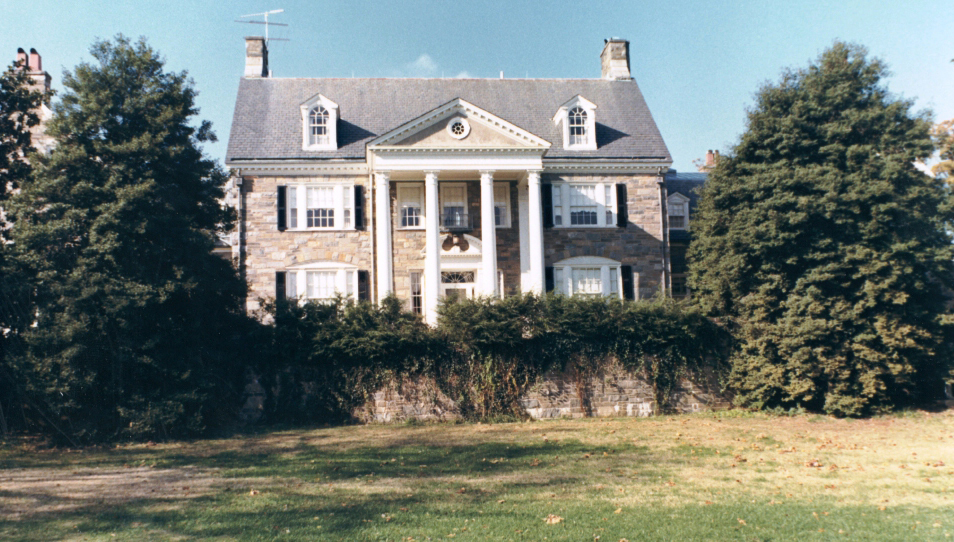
235,9,289,44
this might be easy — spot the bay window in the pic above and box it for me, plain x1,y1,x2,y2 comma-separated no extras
550,256,623,298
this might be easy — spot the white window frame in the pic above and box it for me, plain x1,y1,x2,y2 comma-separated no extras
668,193,690,230
550,181,617,228
440,182,468,229
552,256,622,299
397,183,424,229
494,182,511,228
300,94,339,151
284,262,359,302
285,182,356,231
552,95,598,151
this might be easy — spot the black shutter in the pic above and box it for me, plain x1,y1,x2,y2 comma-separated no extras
277,186,287,231
354,185,365,230
621,265,634,301
545,267,554,292
542,184,554,228
358,270,370,301
276,271,286,301
616,183,628,228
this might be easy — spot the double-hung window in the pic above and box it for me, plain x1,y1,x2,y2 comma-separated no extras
568,107,588,146
398,185,424,228
309,106,330,146
284,183,355,231
667,193,689,230
441,183,467,229
307,186,335,228
494,183,510,228
551,182,617,228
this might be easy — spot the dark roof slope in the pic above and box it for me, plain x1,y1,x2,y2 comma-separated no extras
665,170,706,209
226,77,671,163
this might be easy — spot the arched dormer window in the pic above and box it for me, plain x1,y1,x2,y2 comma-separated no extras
568,107,588,146
300,94,339,151
553,95,597,151
309,106,330,146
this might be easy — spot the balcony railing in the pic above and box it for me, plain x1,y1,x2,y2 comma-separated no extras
440,210,478,232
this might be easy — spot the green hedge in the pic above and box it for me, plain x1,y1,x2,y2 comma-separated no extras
257,294,730,423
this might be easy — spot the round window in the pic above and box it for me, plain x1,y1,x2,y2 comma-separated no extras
446,117,471,139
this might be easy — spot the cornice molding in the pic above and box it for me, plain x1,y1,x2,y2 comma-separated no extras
227,160,369,176
543,160,672,174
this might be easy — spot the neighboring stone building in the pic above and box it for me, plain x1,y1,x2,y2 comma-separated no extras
226,37,684,321
16,48,54,155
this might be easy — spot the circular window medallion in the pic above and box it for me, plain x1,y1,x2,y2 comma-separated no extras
446,117,470,139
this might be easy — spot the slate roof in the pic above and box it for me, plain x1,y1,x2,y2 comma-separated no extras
665,170,707,209
226,77,671,163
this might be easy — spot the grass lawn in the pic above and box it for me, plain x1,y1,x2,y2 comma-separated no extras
0,410,952,541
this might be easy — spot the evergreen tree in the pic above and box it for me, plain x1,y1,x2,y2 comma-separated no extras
688,42,954,416
6,36,247,442
0,59,48,436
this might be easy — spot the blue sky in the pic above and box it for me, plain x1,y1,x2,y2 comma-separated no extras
5,0,953,172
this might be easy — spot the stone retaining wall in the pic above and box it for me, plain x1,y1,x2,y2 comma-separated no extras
355,362,727,423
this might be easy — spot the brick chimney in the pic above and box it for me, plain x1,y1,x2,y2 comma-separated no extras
16,47,52,94
244,37,269,78
600,38,631,80
697,150,720,172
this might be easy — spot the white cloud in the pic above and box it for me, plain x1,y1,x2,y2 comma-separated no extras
406,54,438,77
391,54,472,78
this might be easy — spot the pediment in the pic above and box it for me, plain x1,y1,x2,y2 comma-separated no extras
369,98,551,151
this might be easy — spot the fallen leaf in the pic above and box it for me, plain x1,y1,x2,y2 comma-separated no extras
614,508,622,514
249,490,259,496
545,514,564,525
738,518,747,526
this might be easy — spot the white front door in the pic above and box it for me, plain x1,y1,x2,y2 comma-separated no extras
440,270,476,300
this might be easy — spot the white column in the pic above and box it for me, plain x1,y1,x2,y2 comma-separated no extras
479,171,498,297
527,170,545,294
375,171,393,301
518,178,531,292
424,171,441,324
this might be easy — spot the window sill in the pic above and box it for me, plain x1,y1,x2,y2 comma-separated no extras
551,225,619,230
284,228,356,233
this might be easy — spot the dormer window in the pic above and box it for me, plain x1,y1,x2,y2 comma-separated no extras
667,193,690,230
568,107,588,146
309,106,330,146
553,95,597,151
300,94,339,151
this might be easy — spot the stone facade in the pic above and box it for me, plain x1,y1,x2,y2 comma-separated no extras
240,175,373,311
543,173,665,298
355,363,727,423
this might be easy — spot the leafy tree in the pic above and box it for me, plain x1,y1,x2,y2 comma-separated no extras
689,42,954,416
5,36,246,442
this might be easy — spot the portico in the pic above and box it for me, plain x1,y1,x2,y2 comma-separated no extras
367,98,551,323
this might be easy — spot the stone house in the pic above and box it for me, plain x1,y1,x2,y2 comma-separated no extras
226,37,688,322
